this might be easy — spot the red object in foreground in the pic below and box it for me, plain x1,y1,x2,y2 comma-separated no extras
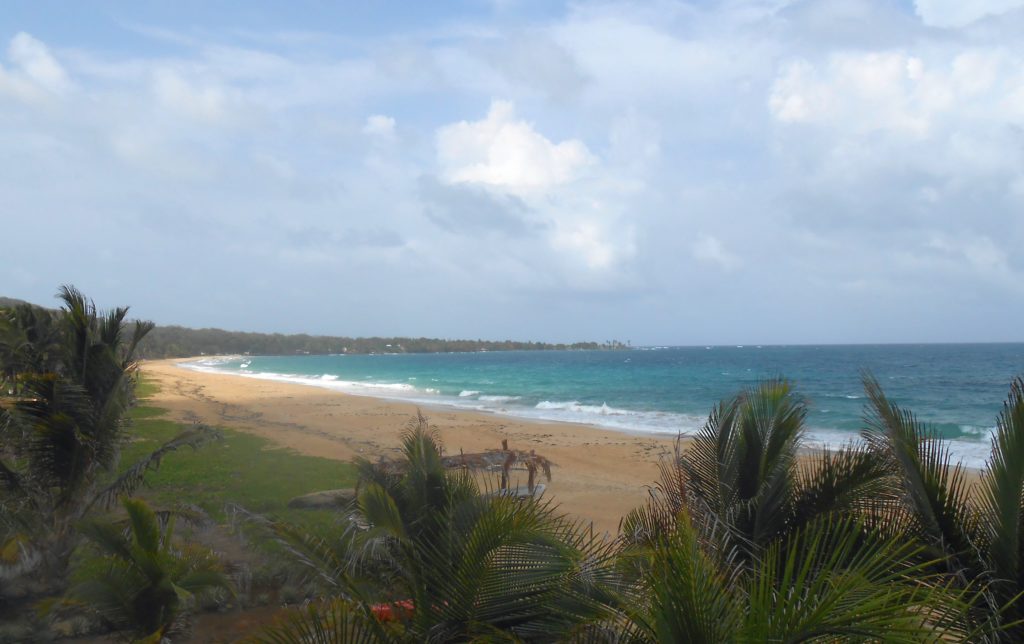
371,600,415,622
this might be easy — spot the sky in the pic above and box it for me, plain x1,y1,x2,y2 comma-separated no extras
2,0,1023,345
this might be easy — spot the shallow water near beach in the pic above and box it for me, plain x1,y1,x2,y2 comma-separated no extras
185,344,1024,468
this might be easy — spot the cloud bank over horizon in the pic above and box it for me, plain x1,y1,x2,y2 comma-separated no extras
2,0,1023,345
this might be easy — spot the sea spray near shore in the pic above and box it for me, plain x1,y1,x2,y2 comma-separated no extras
182,344,1024,468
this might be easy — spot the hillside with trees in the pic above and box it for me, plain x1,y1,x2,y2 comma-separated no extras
0,296,30,309
138,325,627,358
0,296,627,358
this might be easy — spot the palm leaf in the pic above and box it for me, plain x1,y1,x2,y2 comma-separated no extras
230,503,362,595
744,517,970,642
123,497,161,554
78,517,133,561
628,509,742,643
358,483,409,542
247,599,398,644
978,378,1024,586
789,441,893,532
680,380,809,558
86,423,221,513
861,374,981,573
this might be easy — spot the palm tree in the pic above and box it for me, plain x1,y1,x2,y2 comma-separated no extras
863,374,1024,638
247,384,1003,642
67,497,232,640
0,285,220,590
621,380,890,564
594,511,971,643
246,413,617,643
0,302,61,395
599,379,976,642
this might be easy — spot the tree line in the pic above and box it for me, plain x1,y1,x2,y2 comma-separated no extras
138,325,627,358
0,295,627,357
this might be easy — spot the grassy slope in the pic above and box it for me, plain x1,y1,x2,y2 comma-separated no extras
119,377,358,528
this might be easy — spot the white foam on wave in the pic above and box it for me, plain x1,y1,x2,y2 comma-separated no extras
521,400,705,435
176,359,996,468
536,400,634,416
179,357,241,373
959,424,996,436
800,426,994,469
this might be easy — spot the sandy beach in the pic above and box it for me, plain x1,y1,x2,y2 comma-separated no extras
140,358,682,533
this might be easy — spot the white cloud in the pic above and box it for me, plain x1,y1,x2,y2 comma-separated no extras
769,53,937,135
914,0,1024,28
9,32,70,93
692,234,742,271
769,48,1024,141
0,32,71,101
4,5,1024,342
436,100,594,195
152,68,229,121
551,221,620,271
926,233,1014,277
363,114,396,138
553,9,758,103
432,100,637,278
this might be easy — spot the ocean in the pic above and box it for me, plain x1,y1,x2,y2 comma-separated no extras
184,344,1024,468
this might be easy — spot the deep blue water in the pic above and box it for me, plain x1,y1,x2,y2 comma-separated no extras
187,344,1024,467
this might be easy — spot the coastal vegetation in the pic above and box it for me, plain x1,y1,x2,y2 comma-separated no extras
3,288,1024,641
67,497,232,639
0,287,218,590
0,292,628,358
139,325,628,358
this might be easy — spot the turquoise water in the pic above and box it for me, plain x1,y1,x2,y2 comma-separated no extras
187,344,1024,467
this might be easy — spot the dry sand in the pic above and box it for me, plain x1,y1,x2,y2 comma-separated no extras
141,359,682,534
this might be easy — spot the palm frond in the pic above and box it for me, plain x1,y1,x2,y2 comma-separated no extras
230,503,361,595
421,494,616,639
86,423,221,513
123,497,161,554
78,517,133,561
0,457,29,500
627,509,742,643
790,441,893,531
70,497,231,637
979,378,1024,586
619,437,688,548
744,516,971,642
862,374,981,573
246,598,397,644
682,397,740,519
358,483,410,544
123,319,155,369
679,380,808,557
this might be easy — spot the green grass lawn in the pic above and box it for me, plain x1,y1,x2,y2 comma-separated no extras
119,377,358,529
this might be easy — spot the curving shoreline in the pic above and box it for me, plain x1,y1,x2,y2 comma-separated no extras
141,357,986,533
140,358,679,533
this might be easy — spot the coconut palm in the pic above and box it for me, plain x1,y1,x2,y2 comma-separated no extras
246,413,617,643
863,374,1024,639
0,302,62,395
600,379,976,642
67,497,232,640
621,379,891,565
0,285,219,590
587,511,971,643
